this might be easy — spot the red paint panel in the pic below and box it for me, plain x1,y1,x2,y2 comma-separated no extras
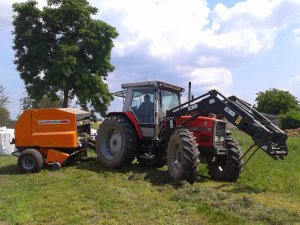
176,116,215,147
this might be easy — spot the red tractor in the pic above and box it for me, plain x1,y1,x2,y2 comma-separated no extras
95,81,288,183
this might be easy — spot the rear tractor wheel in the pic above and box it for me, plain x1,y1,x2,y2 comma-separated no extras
167,128,200,184
96,115,138,168
207,138,243,182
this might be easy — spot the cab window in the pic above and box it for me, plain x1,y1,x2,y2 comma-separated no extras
161,90,180,113
130,89,155,124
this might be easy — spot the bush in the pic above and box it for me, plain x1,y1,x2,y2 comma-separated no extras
255,89,299,114
280,109,300,129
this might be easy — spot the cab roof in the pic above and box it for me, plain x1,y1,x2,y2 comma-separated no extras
121,80,185,92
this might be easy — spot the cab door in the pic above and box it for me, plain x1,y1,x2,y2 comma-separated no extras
158,89,181,123
129,88,155,138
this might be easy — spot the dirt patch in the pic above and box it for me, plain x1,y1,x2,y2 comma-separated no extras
285,128,300,137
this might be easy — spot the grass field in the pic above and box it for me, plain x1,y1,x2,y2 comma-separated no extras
0,131,299,225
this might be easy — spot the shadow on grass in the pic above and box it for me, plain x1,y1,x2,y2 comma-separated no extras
228,185,265,194
0,164,20,175
0,156,264,195
75,156,208,188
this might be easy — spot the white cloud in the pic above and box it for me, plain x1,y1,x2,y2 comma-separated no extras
208,0,300,52
287,75,300,99
94,0,210,57
187,67,232,91
0,0,47,31
213,0,273,21
93,0,300,59
198,28,278,53
287,75,300,85
4,0,300,62
93,0,300,99
292,28,300,44
197,56,221,66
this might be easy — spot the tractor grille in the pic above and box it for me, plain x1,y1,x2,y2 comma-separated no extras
199,134,211,143
214,121,226,147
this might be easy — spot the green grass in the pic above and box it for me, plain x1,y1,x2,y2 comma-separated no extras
232,131,300,198
90,122,101,130
0,131,299,224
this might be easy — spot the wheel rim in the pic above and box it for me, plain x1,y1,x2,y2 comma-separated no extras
101,127,122,160
22,156,35,170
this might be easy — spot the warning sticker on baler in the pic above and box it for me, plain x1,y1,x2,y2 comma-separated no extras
38,120,70,125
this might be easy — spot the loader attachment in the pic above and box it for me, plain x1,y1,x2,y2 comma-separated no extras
167,90,288,160
227,95,288,159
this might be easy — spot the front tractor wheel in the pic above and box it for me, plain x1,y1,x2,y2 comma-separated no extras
167,128,200,184
207,138,244,182
18,149,44,173
96,115,138,168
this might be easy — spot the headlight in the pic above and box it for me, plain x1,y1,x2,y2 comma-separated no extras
215,136,225,142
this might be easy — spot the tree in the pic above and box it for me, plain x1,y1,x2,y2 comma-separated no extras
280,109,300,129
255,88,299,114
0,85,11,126
21,95,62,110
0,108,11,127
0,85,10,108
12,0,118,116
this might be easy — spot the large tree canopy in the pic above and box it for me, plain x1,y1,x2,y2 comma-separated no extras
12,0,118,116
255,88,299,114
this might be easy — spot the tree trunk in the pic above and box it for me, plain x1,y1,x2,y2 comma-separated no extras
63,89,69,107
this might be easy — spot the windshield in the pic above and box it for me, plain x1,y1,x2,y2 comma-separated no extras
161,90,180,113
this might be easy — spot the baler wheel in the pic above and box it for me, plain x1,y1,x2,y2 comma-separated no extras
207,138,244,182
96,115,137,168
167,128,200,184
18,149,44,173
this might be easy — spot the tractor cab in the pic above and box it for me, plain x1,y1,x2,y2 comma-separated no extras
113,81,184,138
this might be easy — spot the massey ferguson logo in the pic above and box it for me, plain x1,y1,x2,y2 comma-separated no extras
38,120,70,125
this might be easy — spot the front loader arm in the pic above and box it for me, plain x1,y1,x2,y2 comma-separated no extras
167,90,288,159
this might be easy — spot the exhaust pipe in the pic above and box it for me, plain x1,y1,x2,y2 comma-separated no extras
188,81,191,104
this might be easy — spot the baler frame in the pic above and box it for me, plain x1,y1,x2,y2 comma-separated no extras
13,108,94,173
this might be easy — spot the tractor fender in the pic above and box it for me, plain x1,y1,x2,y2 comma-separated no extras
106,112,143,139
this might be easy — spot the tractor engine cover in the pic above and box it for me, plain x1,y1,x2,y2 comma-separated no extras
176,116,226,148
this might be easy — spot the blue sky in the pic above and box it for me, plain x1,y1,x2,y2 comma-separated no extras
1,0,300,119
